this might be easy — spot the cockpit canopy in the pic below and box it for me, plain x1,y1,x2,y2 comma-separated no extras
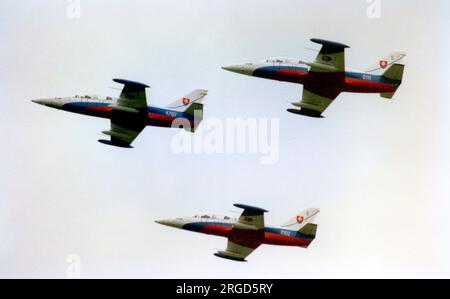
74,95,98,99
264,57,303,64
192,214,234,221
72,95,113,100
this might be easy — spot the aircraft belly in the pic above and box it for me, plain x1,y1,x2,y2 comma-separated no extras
253,68,308,84
147,119,174,128
228,229,264,249
344,78,397,93
182,222,232,238
272,70,308,84
200,225,232,237
263,232,312,247
306,71,346,89
147,113,196,129
147,113,177,128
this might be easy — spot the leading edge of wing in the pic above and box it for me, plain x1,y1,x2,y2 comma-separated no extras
234,203,268,214
113,78,149,89
310,38,350,53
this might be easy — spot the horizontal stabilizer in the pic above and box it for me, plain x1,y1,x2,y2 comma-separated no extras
298,223,318,248
380,92,395,99
379,63,405,99
184,102,203,118
299,223,318,238
381,63,404,82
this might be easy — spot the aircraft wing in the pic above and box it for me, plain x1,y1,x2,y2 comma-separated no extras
289,39,348,116
99,118,146,148
213,204,319,261
215,204,268,261
233,203,268,230
214,240,260,262
98,79,149,148
310,38,350,72
114,78,149,109
290,86,341,117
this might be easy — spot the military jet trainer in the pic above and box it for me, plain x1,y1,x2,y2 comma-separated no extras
32,79,208,148
156,204,319,262
223,38,406,117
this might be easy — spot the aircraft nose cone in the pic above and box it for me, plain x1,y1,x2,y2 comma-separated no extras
221,65,236,72
32,99,46,105
222,64,255,76
155,219,173,226
31,98,64,109
155,219,184,229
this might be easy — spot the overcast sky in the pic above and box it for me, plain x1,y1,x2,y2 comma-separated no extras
0,0,449,278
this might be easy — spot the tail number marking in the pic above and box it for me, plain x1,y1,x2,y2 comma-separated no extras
280,230,293,237
165,111,177,118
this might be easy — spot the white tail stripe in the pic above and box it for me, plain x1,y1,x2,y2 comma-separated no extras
166,89,208,110
365,52,406,73
281,208,320,229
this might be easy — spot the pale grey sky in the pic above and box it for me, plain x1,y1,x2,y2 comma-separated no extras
0,0,449,278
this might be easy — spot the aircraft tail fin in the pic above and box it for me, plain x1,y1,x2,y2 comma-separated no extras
184,102,204,133
166,89,208,111
298,223,318,241
365,52,406,73
281,208,320,232
167,89,208,133
380,63,405,99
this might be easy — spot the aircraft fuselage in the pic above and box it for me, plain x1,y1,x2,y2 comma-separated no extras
32,96,195,128
223,61,400,94
156,217,314,249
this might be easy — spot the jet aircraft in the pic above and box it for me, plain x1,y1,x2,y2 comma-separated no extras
156,204,319,262
32,79,207,148
223,38,406,117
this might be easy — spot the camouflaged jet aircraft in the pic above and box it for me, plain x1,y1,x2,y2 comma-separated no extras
156,204,319,262
223,38,406,117
32,79,207,148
